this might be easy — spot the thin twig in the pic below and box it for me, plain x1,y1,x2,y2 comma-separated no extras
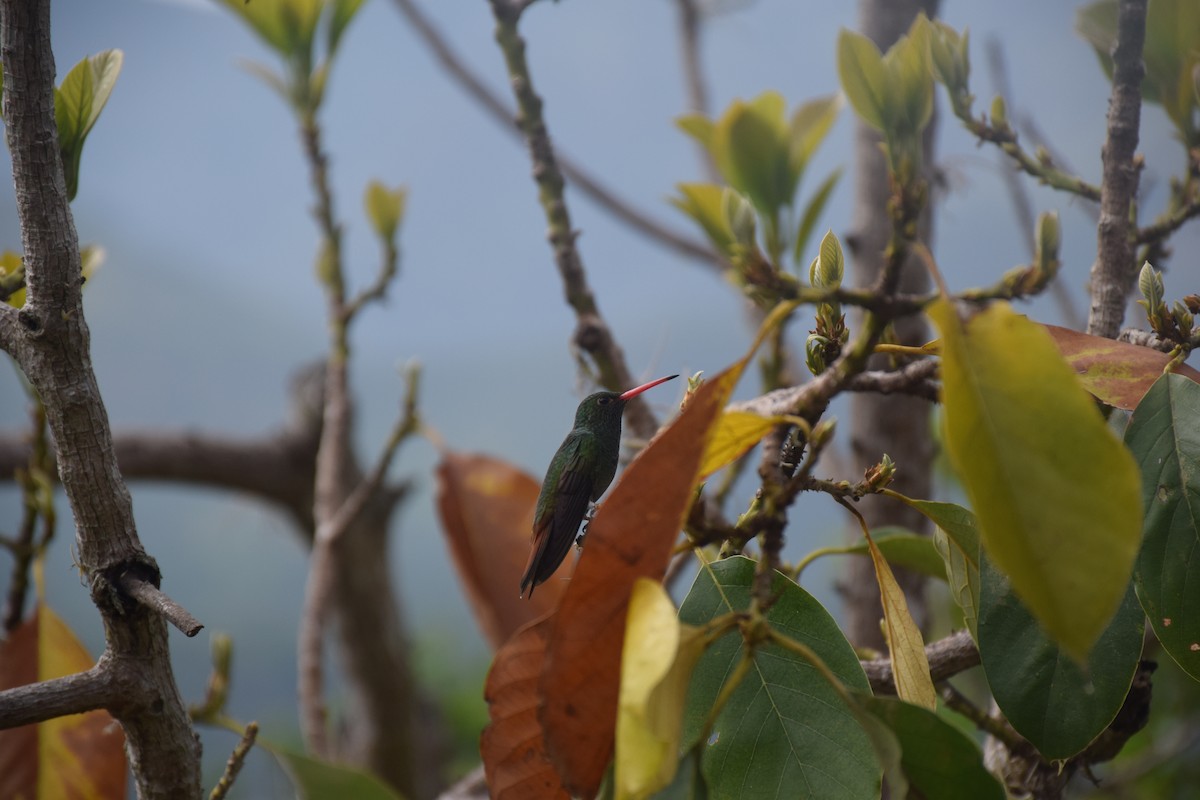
1086,0,1148,339
674,0,718,182
843,359,940,401
115,572,204,637
984,37,1085,331
208,722,259,800
391,0,722,271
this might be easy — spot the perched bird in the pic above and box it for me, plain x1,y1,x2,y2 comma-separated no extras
520,375,678,598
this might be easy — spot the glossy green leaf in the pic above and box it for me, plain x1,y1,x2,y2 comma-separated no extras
679,557,879,799
793,168,842,266
1126,373,1200,681
928,299,1143,660
837,29,889,131
858,695,1005,800
896,497,982,638
978,553,1144,759
671,183,735,258
266,742,404,800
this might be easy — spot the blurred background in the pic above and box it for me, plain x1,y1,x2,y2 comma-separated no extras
0,0,1195,794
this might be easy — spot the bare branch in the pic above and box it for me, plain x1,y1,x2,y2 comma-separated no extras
862,628,980,693
1087,0,1148,339
0,664,111,729
1118,327,1177,352
391,0,723,271
843,359,940,401
0,0,203,792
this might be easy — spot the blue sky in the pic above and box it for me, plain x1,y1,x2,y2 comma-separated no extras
2,0,1196,791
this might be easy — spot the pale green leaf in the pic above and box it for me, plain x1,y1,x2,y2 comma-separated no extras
793,168,842,266
670,183,735,258
837,29,890,131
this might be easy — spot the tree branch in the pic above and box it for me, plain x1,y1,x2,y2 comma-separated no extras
487,1,666,440
1086,0,1147,339
0,664,112,729
0,0,202,794
861,629,979,693
391,0,722,271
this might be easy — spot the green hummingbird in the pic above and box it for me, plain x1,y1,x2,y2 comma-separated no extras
520,374,679,598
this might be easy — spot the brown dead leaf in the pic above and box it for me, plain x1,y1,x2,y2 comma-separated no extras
538,366,740,798
480,614,568,800
0,606,126,800
436,452,568,649
1044,323,1200,410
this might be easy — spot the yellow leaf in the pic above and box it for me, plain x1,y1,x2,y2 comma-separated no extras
699,411,783,479
615,579,706,799
928,300,1142,660
865,533,937,710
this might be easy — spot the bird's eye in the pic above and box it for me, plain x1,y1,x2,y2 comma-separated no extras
598,397,611,405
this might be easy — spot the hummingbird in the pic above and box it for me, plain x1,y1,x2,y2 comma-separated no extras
520,374,679,598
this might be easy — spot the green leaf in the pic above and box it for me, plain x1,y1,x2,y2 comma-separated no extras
837,29,890,131
327,0,367,55
883,15,934,137
857,695,1006,800
928,299,1143,661
792,168,842,266
671,183,735,258
895,497,983,639
978,552,1144,760
786,95,840,184
265,742,404,799
710,93,793,216
679,557,880,800
363,181,407,242
54,50,123,201
796,528,947,582
1126,373,1200,681
676,114,715,151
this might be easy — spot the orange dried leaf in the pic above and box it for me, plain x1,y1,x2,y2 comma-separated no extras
436,452,568,649
539,366,739,797
1044,323,1200,410
0,606,126,800
480,615,568,800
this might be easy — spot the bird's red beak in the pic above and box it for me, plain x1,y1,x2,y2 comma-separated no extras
618,374,679,401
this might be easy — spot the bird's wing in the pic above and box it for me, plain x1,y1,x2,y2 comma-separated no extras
520,435,594,597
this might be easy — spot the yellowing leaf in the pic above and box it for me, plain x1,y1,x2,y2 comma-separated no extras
928,300,1142,660
0,606,126,800
866,532,937,710
699,411,784,479
615,579,707,800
